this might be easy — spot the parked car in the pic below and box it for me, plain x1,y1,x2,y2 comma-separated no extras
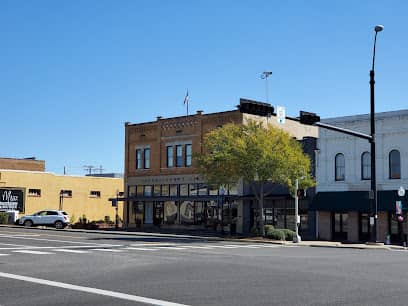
19,210,70,229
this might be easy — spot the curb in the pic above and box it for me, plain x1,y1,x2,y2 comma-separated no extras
1,225,404,250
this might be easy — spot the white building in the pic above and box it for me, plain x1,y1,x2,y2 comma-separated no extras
312,110,408,243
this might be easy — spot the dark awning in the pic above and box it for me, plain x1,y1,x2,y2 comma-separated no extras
310,190,408,212
310,191,370,212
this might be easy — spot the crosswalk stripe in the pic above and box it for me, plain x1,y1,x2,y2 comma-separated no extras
52,249,90,254
13,250,55,255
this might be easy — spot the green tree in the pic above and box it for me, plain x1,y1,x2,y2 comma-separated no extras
195,120,314,236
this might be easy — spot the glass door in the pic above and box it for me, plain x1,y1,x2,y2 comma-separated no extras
332,212,348,241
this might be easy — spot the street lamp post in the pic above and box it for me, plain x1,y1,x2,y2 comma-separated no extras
261,71,272,103
369,25,384,243
293,178,302,243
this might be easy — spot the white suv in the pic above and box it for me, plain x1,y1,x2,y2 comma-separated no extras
19,210,70,229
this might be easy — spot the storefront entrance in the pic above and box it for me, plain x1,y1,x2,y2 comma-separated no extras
359,213,370,241
332,212,348,241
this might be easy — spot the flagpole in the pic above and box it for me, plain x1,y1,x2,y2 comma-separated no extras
184,89,189,116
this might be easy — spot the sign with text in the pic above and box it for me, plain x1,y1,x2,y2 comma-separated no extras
396,201,402,215
0,189,24,212
276,105,286,124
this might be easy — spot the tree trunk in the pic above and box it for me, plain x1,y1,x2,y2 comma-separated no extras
259,183,265,237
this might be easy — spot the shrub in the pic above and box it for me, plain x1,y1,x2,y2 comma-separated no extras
0,212,8,224
264,225,275,235
104,215,111,223
266,229,285,240
250,226,259,236
281,229,296,241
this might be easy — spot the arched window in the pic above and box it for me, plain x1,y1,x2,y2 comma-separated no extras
361,152,371,180
389,150,401,179
335,153,345,181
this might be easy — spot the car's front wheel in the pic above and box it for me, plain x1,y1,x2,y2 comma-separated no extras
23,220,33,227
55,221,64,229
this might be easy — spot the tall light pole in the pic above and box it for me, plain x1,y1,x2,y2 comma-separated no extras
369,24,384,243
261,71,272,103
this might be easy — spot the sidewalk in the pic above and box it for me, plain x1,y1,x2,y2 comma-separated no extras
2,224,406,250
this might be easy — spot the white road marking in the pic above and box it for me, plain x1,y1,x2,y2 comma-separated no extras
0,272,190,306
125,247,160,251
52,249,90,254
156,246,189,250
182,245,214,249
0,254,9,256
92,248,124,252
238,245,263,248
0,234,122,247
130,243,177,247
13,250,55,255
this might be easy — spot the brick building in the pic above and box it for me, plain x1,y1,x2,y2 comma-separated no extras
123,99,318,235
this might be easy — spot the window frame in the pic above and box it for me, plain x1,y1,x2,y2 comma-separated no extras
166,146,174,168
176,145,183,167
144,148,150,169
389,149,401,179
185,144,192,167
335,153,345,181
136,149,142,169
361,151,371,180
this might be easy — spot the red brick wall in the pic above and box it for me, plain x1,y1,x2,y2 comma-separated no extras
0,158,45,172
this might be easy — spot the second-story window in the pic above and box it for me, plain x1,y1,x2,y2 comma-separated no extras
176,145,183,167
136,149,142,169
361,151,371,180
144,148,150,169
335,153,345,181
389,150,401,179
167,146,174,168
185,144,192,167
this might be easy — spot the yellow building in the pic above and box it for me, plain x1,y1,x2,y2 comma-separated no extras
0,158,123,223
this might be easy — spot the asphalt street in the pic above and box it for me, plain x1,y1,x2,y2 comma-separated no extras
1,227,408,306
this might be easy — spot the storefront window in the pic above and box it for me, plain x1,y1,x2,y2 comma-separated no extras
228,185,238,195
136,186,143,197
164,201,178,225
134,201,144,225
180,201,194,224
198,183,207,196
189,184,197,196
209,187,218,196
153,185,161,197
194,202,206,224
170,184,178,196
128,186,137,197
144,185,152,197
161,185,169,196
180,184,189,196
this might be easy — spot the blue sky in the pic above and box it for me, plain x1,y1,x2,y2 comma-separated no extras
1,1,407,175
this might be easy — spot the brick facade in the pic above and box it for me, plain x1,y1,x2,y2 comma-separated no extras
0,158,45,172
